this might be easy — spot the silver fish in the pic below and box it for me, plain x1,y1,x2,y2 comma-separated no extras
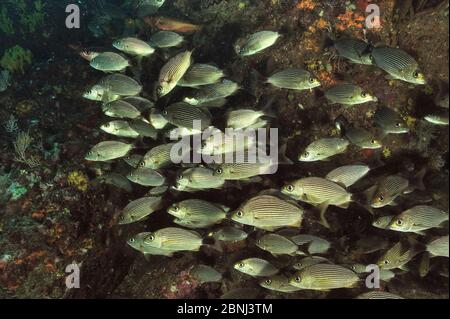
85,141,134,161
299,138,349,161
237,31,280,56
118,196,162,225
325,84,377,105
178,63,224,87
290,264,359,290
127,167,166,186
266,68,320,91
183,79,239,105
325,164,370,188
102,100,141,119
113,37,155,56
190,265,222,284
100,120,139,138
98,74,142,96
233,258,279,277
90,52,130,72
157,50,193,97
149,31,184,48
373,106,409,135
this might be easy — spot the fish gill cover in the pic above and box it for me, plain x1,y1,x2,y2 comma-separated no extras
0,0,448,300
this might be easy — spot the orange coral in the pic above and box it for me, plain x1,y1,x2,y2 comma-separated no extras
336,11,366,31
296,0,317,10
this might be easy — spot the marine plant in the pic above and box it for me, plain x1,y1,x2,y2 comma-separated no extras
0,45,33,74
0,0,46,36
67,171,89,192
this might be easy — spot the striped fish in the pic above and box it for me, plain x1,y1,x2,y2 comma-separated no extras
388,205,449,233
256,233,301,256
90,52,130,72
140,143,182,169
98,74,142,96
299,138,349,161
345,126,382,149
163,102,212,129
190,265,222,284
332,37,373,65
149,31,184,48
149,108,169,129
259,275,302,293
266,68,320,90
226,109,266,129
427,235,449,257
289,264,359,290
178,63,224,87
143,227,203,252
175,166,225,191
237,31,280,56
173,218,214,229
290,234,331,254
99,173,133,193
231,195,303,231
127,232,176,257
157,50,193,97
370,175,410,208
293,256,331,270
102,100,142,119
325,164,370,188
371,47,426,84
129,119,158,139
183,79,239,105
325,83,377,105
372,215,395,229
233,258,279,277
85,141,134,161
118,196,162,225
356,291,404,299
113,37,155,56
210,226,248,242
127,167,166,186
377,241,422,270
122,96,154,112
373,106,409,135
100,120,139,138
123,154,143,168
167,199,227,224
214,160,275,180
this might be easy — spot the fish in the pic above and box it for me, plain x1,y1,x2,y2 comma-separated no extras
102,100,142,119
113,37,155,57
281,177,352,228
127,232,176,257
145,17,202,33
231,195,303,231
424,111,449,125
427,235,449,257
256,233,302,256
157,50,193,97
85,141,134,161
83,85,120,102
118,196,162,225
200,129,258,156
122,96,154,112
149,108,169,129
133,0,166,18
266,68,321,91
226,109,268,129
369,171,425,208
356,291,404,299
371,47,426,84
290,234,331,255
129,119,158,139
175,166,225,191
373,106,409,135
372,215,395,229
233,258,279,277
289,264,359,290
140,143,181,169
148,185,169,196
387,205,448,233
149,30,184,48
123,154,143,168
209,226,248,242
419,252,431,277
98,173,133,193
127,167,166,186
178,64,225,87
344,126,382,149
98,74,143,96
293,256,331,270
351,235,390,254
163,102,212,129
213,158,280,180
325,164,371,188
190,265,222,284
343,264,396,282
325,84,377,105
330,37,374,65
173,218,213,229
138,227,203,252
90,52,130,72
259,275,302,293
377,240,423,270
299,138,349,162
237,31,280,56
167,199,228,225
183,79,239,105
100,120,139,138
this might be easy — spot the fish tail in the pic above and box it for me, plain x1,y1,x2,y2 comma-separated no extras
412,167,427,192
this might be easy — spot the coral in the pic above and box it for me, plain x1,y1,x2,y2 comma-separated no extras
296,0,317,10
67,171,89,192
0,45,33,75
336,11,366,31
13,131,40,168
162,270,200,299
7,182,28,200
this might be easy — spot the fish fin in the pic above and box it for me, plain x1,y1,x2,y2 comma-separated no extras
337,202,350,209
387,200,399,207
353,185,377,215
317,202,331,229
334,114,350,135
414,230,427,236
412,167,427,191
385,74,399,81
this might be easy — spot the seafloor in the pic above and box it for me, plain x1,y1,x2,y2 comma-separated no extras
0,0,449,299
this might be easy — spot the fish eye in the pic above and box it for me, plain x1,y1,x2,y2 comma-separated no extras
163,110,168,115
119,215,125,221
139,161,145,167
351,265,357,271
309,77,316,83
236,210,243,218
371,139,377,144
413,71,419,78
265,279,272,285
286,184,294,192
378,195,384,201
216,168,223,175
395,122,402,127
396,219,403,226
295,276,302,283
384,260,389,265
303,151,309,157
129,238,135,243
238,262,245,268
156,86,163,95
361,91,367,98
146,235,155,242
177,174,183,181
172,205,179,212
